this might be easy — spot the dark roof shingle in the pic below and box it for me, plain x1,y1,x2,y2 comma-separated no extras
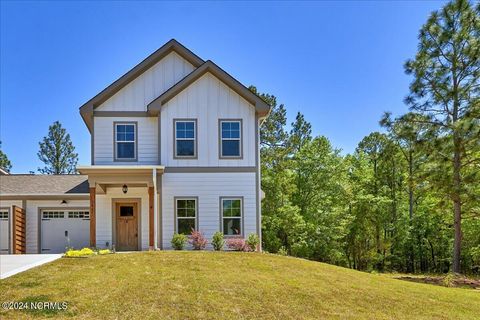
0,175,89,195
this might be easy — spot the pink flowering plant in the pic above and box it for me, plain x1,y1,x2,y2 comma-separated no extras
189,229,208,250
226,238,248,251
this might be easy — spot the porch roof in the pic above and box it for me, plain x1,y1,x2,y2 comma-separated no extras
77,165,164,175
77,165,164,189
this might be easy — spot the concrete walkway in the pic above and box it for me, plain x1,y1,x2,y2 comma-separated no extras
0,254,62,279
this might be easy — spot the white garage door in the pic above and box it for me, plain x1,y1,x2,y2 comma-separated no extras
0,210,9,254
41,210,90,254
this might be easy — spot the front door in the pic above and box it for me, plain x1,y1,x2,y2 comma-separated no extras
115,203,138,251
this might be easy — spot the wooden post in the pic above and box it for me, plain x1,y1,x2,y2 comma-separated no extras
89,187,96,247
12,205,26,254
148,186,154,249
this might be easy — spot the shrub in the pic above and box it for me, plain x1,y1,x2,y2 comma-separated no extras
64,247,95,257
212,231,225,251
277,246,288,256
98,249,111,255
171,233,188,250
245,233,260,252
189,230,208,250
226,238,246,251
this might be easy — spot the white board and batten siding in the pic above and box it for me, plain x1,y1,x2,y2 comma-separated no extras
161,73,257,167
161,172,257,249
97,52,195,112
94,117,158,165
95,187,150,250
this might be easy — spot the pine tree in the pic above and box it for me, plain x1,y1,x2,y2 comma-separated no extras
404,0,480,273
0,141,12,172
37,121,78,174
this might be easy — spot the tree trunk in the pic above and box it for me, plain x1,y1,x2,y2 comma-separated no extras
407,150,415,273
452,136,462,273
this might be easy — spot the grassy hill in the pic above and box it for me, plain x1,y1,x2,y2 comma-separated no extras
1,252,479,319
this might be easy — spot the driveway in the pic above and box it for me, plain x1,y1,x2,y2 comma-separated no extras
0,254,62,279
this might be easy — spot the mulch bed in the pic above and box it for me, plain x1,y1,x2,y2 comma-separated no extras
397,275,480,289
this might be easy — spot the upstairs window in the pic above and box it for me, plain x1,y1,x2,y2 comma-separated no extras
220,120,242,158
174,120,196,158
115,123,136,160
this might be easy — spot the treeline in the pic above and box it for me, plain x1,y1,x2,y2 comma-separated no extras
255,0,480,274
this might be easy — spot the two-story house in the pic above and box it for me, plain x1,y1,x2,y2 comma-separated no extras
0,39,270,253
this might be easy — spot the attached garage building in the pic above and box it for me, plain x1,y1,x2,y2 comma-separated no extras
0,174,90,254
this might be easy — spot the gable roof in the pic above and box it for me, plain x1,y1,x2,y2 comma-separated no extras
0,175,89,198
79,39,204,132
147,60,270,117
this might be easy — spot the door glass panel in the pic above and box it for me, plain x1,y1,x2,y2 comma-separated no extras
120,206,134,217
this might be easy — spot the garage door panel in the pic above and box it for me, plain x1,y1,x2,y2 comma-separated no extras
0,210,9,254
41,210,90,254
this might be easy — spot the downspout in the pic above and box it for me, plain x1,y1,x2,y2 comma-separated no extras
153,168,158,250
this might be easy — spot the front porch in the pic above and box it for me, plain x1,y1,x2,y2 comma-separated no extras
77,165,164,251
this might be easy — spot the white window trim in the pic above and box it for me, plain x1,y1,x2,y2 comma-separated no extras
174,197,198,235
174,119,197,159
220,197,244,237
219,119,243,159
114,122,137,161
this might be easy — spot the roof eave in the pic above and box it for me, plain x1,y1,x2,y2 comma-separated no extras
78,39,205,130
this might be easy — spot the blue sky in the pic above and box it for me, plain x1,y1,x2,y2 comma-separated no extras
0,1,446,173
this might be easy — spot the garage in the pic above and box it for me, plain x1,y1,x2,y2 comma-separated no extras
0,209,10,254
40,209,90,254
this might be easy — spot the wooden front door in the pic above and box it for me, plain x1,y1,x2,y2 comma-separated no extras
115,202,138,251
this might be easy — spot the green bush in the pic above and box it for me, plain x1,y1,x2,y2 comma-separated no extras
98,249,111,255
212,232,225,251
277,246,288,256
171,233,188,250
245,233,260,252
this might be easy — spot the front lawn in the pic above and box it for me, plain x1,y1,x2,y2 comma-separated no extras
0,252,479,319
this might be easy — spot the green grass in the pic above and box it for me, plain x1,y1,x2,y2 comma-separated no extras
0,252,479,319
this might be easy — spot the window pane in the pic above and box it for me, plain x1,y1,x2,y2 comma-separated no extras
230,130,240,139
222,140,240,157
223,199,232,211
178,218,195,235
177,200,186,208
185,122,194,130
125,125,134,133
176,130,185,139
186,208,196,217
231,122,239,130
177,140,195,156
222,129,231,139
120,206,134,217
125,133,135,141
186,200,196,208
185,129,194,139
231,207,241,217
117,125,126,133
117,142,135,158
177,208,186,217
223,218,241,235
176,122,185,131
222,122,230,131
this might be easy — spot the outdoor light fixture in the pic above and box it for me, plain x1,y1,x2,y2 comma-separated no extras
122,184,128,194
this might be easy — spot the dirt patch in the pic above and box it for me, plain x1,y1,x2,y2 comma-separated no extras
397,275,480,289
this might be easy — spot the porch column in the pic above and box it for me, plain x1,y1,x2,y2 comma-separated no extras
89,187,96,247
148,186,154,249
